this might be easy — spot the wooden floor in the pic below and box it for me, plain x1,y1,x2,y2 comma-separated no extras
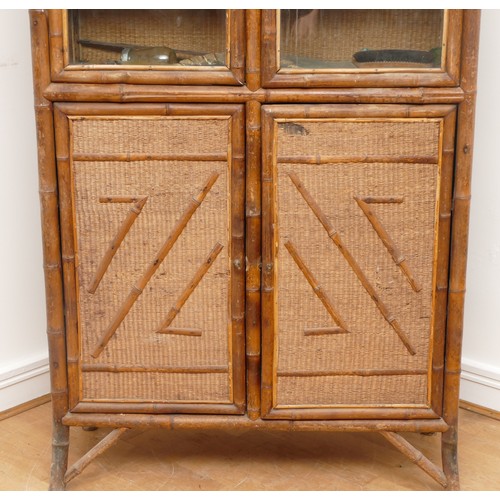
0,402,499,491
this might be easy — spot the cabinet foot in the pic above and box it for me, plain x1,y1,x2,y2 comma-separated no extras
442,427,460,490
49,422,69,491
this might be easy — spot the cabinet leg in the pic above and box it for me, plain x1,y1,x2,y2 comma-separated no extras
49,422,70,491
442,427,460,491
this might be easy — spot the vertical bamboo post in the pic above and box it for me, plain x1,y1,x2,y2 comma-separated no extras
431,109,457,416
231,106,247,411
442,10,481,491
30,9,69,491
246,100,262,419
246,10,261,91
260,107,276,416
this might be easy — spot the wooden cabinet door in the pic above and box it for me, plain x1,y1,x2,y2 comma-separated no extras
54,103,245,414
261,104,456,420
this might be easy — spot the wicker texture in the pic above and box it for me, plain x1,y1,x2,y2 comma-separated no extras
72,9,226,64
71,117,228,156
84,372,230,402
277,374,428,406
70,116,232,403
277,120,440,158
275,119,441,407
280,9,443,63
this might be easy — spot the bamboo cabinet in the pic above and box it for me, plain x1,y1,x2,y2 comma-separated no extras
30,9,480,490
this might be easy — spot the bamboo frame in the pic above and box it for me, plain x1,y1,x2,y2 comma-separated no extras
30,10,70,491
30,8,480,491
441,10,481,491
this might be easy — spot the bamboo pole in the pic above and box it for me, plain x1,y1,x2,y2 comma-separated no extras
284,240,349,332
278,154,438,165
82,364,228,374
91,171,219,358
30,10,69,491
64,428,129,485
230,106,247,412
380,431,448,488
53,107,81,410
71,402,244,415
229,10,245,84
442,10,480,491
72,152,227,162
246,100,262,420
277,369,427,377
431,109,457,415
156,243,224,333
245,10,261,91
288,171,417,356
62,412,449,433
260,108,277,416
42,83,466,105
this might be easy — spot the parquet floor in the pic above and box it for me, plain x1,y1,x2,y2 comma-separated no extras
0,402,499,491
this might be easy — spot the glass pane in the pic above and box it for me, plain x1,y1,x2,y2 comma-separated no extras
68,10,227,67
279,10,444,70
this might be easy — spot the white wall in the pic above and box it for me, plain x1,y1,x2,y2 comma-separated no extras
0,10,50,411
460,10,500,411
0,9,499,412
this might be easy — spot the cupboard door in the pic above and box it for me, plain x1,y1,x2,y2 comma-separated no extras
54,103,245,414
261,9,462,88
261,104,456,419
48,9,245,85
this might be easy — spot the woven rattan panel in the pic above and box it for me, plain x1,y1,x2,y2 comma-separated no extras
70,117,233,404
280,10,443,63
274,118,441,408
73,10,226,65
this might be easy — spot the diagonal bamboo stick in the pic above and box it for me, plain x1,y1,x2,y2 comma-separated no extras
288,171,416,356
91,172,219,358
88,196,148,294
64,428,128,485
284,240,349,333
354,196,422,292
380,431,448,488
156,242,224,333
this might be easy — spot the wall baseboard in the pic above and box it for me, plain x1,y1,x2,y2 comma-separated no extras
460,357,500,412
0,356,50,413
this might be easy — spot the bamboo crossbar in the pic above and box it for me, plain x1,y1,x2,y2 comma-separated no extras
91,171,219,358
62,413,449,433
278,154,438,165
304,327,347,336
156,242,224,333
73,152,227,162
354,197,423,292
157,328,203,336
278,369,428,377
81,364,228,374
64,428,128,484
88,196,148,294
288,172,417,356
380,431,448,488
284,240,349,332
